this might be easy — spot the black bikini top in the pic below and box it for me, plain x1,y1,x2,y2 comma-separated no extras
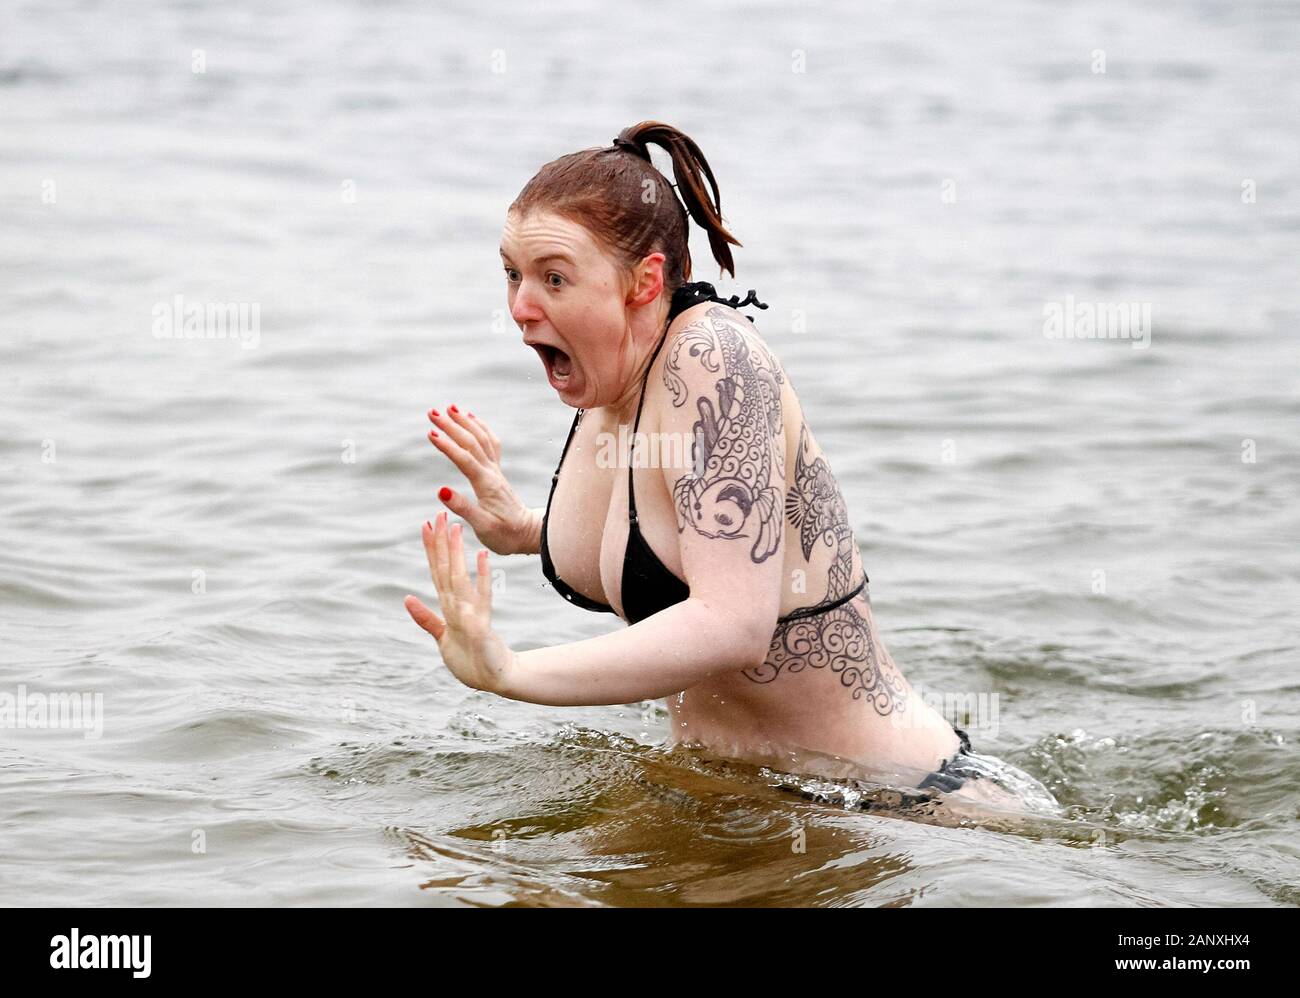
539,281,867,625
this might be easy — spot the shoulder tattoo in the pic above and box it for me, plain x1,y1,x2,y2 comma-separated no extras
662,308,786,563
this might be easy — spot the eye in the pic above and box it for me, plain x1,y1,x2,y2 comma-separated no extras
546,272,564,288
503,266,520,283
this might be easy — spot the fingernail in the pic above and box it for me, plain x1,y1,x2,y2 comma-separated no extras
424,520,431,531
438,511,446,525
449,404,459,414
428,429,439,440
438,486,452,502
467,411,475,417
429,408,440,418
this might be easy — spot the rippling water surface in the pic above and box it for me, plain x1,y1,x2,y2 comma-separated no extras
2,0,1297,905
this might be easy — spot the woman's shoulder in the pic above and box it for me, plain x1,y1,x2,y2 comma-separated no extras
662,296,785,388
653,294,790,429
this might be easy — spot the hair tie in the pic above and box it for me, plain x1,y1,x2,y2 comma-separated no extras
611,135,650,161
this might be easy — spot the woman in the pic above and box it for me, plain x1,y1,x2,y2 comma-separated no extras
404,121,1063,819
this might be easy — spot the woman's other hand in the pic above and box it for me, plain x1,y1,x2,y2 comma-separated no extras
404,512,517,695
426,405,539,556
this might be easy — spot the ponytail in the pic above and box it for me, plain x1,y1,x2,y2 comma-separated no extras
612,121,743,279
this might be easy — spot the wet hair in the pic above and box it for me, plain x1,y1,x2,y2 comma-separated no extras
507,120,743,295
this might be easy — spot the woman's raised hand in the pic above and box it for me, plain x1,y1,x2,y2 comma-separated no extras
404,512,517,695
426,406,538,556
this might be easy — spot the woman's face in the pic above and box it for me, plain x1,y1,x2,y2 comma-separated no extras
500,208,650,409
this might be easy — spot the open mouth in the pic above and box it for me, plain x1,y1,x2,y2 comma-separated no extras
533,343,574,388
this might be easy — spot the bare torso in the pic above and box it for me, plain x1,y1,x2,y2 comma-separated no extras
545,300,964,788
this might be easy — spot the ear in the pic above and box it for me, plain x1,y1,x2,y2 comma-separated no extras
626,251,666,309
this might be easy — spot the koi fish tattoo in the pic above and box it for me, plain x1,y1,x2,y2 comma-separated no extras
663,308,786,563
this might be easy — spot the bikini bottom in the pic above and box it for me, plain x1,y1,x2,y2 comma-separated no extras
916,725,981,793
770,725,1063,819
916,725,1063,815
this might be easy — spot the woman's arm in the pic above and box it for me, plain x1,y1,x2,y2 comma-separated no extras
407,515,769,705
502,597,769,705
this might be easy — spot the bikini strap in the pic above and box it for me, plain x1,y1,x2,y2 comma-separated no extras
777,573,868,623
626,331,672,526
550,407,584,492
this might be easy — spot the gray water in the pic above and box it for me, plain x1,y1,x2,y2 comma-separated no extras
2,0,1297,906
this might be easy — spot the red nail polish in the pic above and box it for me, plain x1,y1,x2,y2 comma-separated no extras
449,404,459,414
428,429,439,440
438,486,452,502
429,408,440,418
425,520,431,530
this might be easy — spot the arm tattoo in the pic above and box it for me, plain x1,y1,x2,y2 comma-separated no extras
784,421,858,602
663,308,786,563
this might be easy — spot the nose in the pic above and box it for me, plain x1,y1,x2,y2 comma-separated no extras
510,280,544,327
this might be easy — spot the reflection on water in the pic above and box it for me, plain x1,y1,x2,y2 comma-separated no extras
365,726,1247,907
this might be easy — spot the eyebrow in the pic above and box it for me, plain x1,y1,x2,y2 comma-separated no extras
498,248,576,266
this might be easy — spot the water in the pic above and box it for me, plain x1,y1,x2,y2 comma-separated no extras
2,0,1297,906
